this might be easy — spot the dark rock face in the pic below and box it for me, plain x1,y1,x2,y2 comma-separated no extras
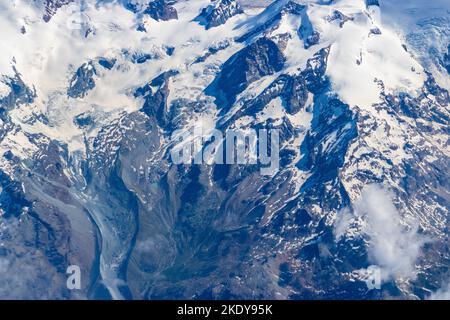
237,1,305,43
0,170,32,219
326,10,353,28
196,0,244,30
132,53,153,64
67,58,115,98
43,0,74,22
124,1,142,13
121,48,166,64
97,57,116,70
220,45,329,133
67,62,97,98
302,46,331,93
369,27,382,36
443,44,450,74
298,96,357,187
366,0,380,7
226,72,308,123
144,0,178,21
193,40,230,64
74,113,94,128
281,75,309,114
206,37,285,109
386,73,449,129
299,10,320,49
135,70,178,127
283,0,307,15
0,70,36,119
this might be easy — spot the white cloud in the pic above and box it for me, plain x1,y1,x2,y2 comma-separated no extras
335,184,429,282
333,207,353,240
429,281,450,300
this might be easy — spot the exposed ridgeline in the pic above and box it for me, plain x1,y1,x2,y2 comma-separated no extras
196,0,244,29
43,0,74,22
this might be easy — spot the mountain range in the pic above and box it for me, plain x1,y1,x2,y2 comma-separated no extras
0,0,449,300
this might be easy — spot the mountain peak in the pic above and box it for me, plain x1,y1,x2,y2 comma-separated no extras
196,0,244,30
42,0,74,22
366,0,380,7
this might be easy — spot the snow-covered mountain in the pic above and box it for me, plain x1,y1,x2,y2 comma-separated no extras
0,0,449,299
